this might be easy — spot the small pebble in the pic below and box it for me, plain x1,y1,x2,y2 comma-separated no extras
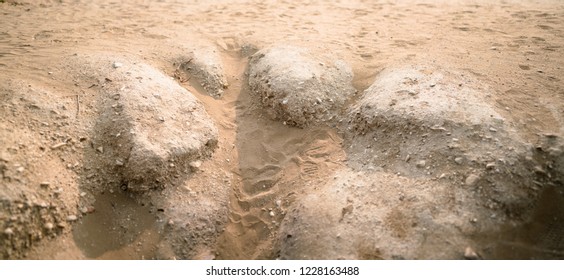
40,182,50,188
416,160,426,168
465,174,480,186
0,153,10,162
96,146,104,153
112,62,123,68
464,247,480,260
454,157,464,165
189,161,202,169
486,162,496,169
269,211,275,217
44,222,54,230
50,142,67,149
16,166,25,173
548,147,562,157
533,166,546,175
4,228,14,235
66,215,78,222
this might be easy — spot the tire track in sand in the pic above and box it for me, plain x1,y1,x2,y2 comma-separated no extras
215,79,346,259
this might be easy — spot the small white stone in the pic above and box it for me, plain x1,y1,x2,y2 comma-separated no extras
112,62,123,68
50,142,67,149
189,161,202,169
269,211,275,217
416,160,426,168
44,222,54,230
464,247,480,260
66,215,78,222
4,228,14,235
454,157,464,165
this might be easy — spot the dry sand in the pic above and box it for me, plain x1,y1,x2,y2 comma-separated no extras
1,0,563,259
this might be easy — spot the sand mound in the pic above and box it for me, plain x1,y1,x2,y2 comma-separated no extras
0,80,80,259
351,65,503,127
248,45,355,127
156,168,232,259
346,65,540,214
176,45,229,98
278,168,486,259
65,53,229,260
70,53,218,192
278,146,563,260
